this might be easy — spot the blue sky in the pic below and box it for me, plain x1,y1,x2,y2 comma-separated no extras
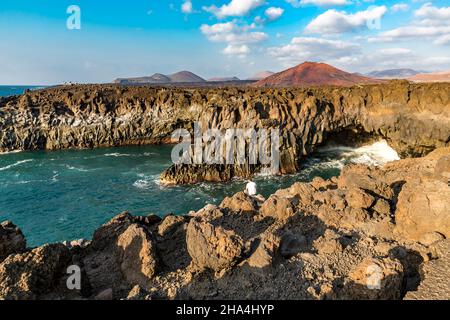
0,0,449,84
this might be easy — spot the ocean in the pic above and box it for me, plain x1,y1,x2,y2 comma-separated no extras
0,85,46,97
0,141,399,247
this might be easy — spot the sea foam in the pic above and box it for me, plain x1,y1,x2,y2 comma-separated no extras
133,179,152,189
340,140,400,166
0,159,33,171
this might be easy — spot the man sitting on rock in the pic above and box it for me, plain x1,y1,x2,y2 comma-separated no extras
245,180,257,196
245,180,265,203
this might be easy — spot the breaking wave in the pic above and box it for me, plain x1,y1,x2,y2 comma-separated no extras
133,174,159,189
102,153,132,157
317,140,400,167
0,159,33,171
133,179,152,189
64,165,91,172
0,150,22,155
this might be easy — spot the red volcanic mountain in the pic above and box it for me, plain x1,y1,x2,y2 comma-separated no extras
254,62,382,87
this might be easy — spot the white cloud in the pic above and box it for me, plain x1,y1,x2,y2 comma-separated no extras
391,3,409,13
305,6,388,34
369,25,450,42
265,37,447,74
204,0,265,19
336,48,450,73
223,44,250,55
415,2,450,21
369,3,450,44
285,0,350,7
200,22,268,44
268,36,360,64
377,48,412,55
265,7,284,21
201,21,268,56
254,16,265,24
181,1,193,14
434,34,450,45
425,56,450,66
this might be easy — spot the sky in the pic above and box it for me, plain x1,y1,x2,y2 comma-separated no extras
0,0,449,85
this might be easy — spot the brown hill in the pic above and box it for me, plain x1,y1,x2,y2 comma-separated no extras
247,71,275,80
254,62,383,87
113,71,205,85
168,71,205,83
408,71,450,83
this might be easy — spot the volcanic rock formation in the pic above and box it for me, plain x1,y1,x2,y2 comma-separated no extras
0,81,449,185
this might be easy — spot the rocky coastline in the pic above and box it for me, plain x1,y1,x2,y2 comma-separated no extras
0,83,449,300
1,81,449,184
0,146,449,300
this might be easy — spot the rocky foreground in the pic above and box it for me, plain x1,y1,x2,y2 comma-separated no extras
0,147,449,300
1,81,449,184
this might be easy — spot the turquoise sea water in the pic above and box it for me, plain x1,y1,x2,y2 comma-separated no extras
0,85,46,97
0,145,352,247
0,141,401,247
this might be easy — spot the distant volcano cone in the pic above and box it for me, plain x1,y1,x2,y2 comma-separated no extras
168,71,205,83
254,62,383,87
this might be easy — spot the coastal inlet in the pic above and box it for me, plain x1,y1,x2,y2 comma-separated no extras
0,141,398,247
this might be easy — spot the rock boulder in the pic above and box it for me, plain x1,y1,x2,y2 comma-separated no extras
0,244,71,300
0,221,26,263
186,217,245,271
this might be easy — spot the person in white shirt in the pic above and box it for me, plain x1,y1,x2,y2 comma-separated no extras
245,180,257,197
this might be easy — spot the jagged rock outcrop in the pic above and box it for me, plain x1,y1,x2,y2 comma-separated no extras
395,177,450,242
0,221,26,263
156,215,191,271
117,224,158,288
186,208,245,272
0,147,448,300
220,192,259,213
1,81,449,184
80,212,160,298
260,195,296,220
0,244,71,299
